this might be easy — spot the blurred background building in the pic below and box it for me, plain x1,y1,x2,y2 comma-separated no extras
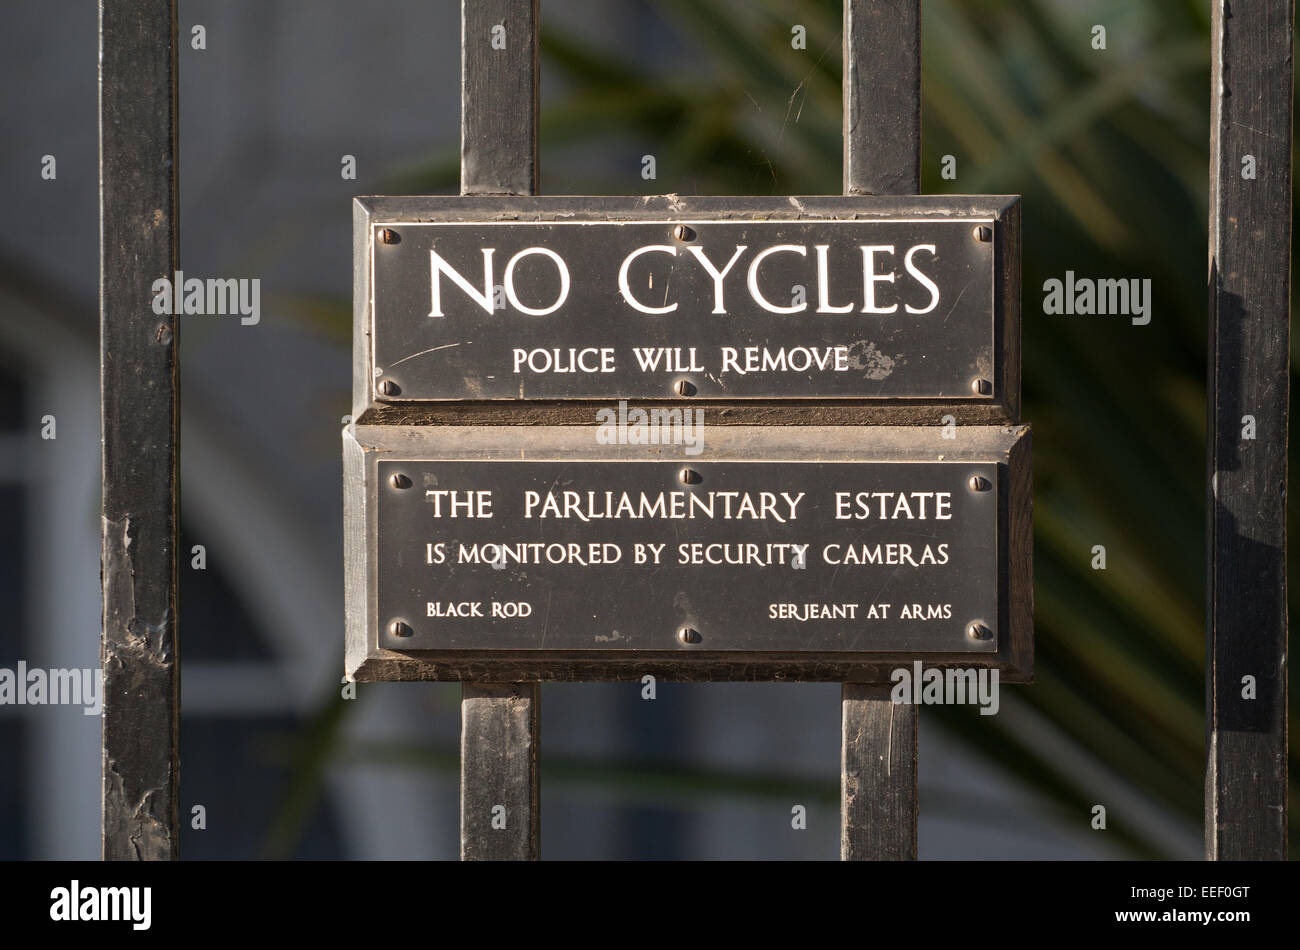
1,0,1290,859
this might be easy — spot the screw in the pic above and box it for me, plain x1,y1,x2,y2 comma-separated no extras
972,225,992,243
678,626,702,645
970,377,993,396
389,473,412,490
672,224,695,241
675,379,697,397
389,620,414,638
966,622,993,642
968,475,992,492
377,379,401,397
679,468,702,485
379,227,401,245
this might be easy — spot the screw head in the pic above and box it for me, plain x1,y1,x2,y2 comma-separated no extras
972,225,993,243
672,224,696,241
966,622,993,642
678,626,702,645
968,475,992,492
377,379,401,397
389,473,412,490
970,377,993,396
389,620,414,638
675,379,697,397
379,227,401,245
679,467,702,485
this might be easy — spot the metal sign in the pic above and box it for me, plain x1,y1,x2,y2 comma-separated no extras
354,196,1020,411
376,458,997,653
343,425,1032,682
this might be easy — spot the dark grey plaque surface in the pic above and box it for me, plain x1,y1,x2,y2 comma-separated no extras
358,196,1019,406
375,459,997,653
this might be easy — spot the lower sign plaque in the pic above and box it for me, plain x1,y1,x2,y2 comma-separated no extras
375,459,998,653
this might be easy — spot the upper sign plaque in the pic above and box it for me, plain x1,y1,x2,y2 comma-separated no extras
353,196,1020,413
